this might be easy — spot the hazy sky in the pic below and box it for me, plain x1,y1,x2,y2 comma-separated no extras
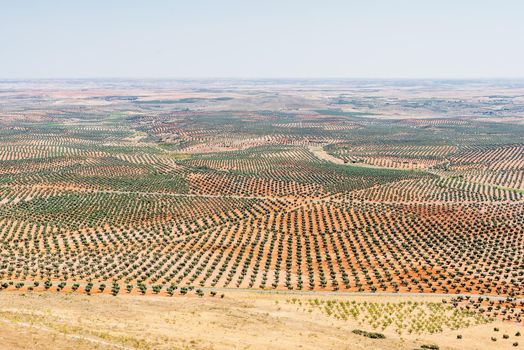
1,0,523,79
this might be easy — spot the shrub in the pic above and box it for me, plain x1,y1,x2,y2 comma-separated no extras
352,329,385,339
421,345,439,350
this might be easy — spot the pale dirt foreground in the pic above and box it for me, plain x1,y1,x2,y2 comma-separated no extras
0,292,521,350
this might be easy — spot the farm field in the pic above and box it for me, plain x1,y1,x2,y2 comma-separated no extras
0,291,522,350
0,79,523,348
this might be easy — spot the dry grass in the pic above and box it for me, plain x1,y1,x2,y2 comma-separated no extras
0,292,521,350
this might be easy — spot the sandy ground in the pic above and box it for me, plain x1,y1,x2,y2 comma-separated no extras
0,291,521,350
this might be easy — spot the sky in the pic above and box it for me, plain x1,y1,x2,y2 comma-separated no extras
1,0,523,79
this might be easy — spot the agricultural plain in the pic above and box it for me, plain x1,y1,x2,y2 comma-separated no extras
0,79,523,349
